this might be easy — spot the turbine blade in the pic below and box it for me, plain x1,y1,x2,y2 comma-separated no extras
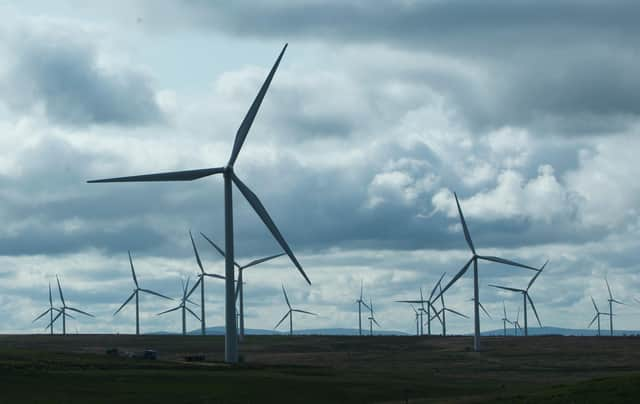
361,301,371,311
605,277,613,299
139,288,173,300
429,272,446,302
204,273,226,280
446,308,469,319
372,318,381,327
274,311,289,329
228,44,287,167
587,314,598,328
233,173,310,284
591,296,599,312
33,309,51,323
63,312,76,320
527,294,542,327
360,280,364,301
527,259,548,291
128,251,139,288
48,282,53,306
113,291,136,316
157,306,181,316
185,278,201,300
185,306,200,321
46,310,63,330
613,299,625,305
185,298,199,307
56,275,65,306
282,285,291,309
479,302,492,319
87,167,224,183
395,300,424,304
478,255,539,271
66,307,94,317
292,309,317,316
434,257,473,301
242,253,286,269
488,284,524,293
200,233,242,268
189,230,205,274
431,307,442,324
454,192,476,254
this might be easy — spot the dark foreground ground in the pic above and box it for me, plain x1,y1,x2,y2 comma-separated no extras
1,334,639,403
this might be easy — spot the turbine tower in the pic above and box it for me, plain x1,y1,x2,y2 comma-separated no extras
410,305,420,336
87,44,310,363
32,282,60,335
368,298,380,336
185,231,226,336
396,286,439,335
200,232,285,339
49,275,94,335
605,277,624,336
434,282,468,336
113,251,173,335
513,307,522,336
500,301,513,336
588,296,610,336
274,285,317,335
435,192,540,351
158,278,200,335
489,260,548,336
355,280,371,336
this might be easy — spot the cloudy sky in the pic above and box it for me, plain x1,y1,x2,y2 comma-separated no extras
1,1,639,335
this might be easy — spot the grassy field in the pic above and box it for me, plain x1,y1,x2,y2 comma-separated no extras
1,334,639,403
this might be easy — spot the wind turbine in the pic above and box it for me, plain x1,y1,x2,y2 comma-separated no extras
32,282,60,335
200,232,285,339
513,307,522,336
434,282,468,336
489,260,548,336
355,280,371,336
87,44,310,363
435,192,540,351
113,251,173,335
469,298,493,320
410,305,420,336
185,231,226,336
396,287,439,335
48,275,94,335
368,298,380,336
588,296,610,336
158,278,200,335
605,277,624,336
274,285,317,335
500,301,513,336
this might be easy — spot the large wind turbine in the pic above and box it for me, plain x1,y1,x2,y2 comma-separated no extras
185,231,225,336
588,296,610,336
489,260,548,336
159,278,200,335
605,277,624,336
87,44,310,363
48,275,94,335
355,280,371,336
274,285,316,335
435,192,540,351
32,282,60,335
200,232,284,339
434,282,468,336
113,251,173,335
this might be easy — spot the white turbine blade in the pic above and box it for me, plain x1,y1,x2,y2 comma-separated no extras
612,299,625,305
189,230,206,274
605,277,613,299
372,317,381,328
454,192,476,254
527,294,542,327
527,259,548,291
113,291,136,316
140,288,173,300
185,306,200,321
282,285,291,309
228,44,287,167
591,296,599,312
503,301,507,319
395,300,424,304
429,272,446,302
46,310,63,330
431,307,442,324
157,306,181,316
185,278,201,300
410,304,418,314
48,282,53,306
488,284,524,293
360,280,364,301
232,173,311,284
56,275,66,306
185,297,199,307
243,253,286,269
478,255,539,271
435,257,473,301
446,308,469,319
63,311,76,320
128,251,139,288
361,300,371,311
87,167,224,183
587,314,598,328
292,309,317,316
479,302,492,319
66,307,94,317
274,311,290,329
33,308,51,323
204,273,226,280
200,232,242,269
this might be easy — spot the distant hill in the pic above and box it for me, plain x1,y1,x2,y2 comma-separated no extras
479,326,640,337
182,326,408,336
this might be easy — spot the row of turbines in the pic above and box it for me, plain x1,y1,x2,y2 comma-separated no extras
26,44,635,364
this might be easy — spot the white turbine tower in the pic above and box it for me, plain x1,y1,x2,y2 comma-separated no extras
435,192,540,351
159,278,200,335
185,231,226,336
274,285,317,335
434,282,469,336
489,260,548,336
33,282,60,335
605,277,624,336
355,281,371,336
113,251,173,335
48,275,94,335
410,305,420,336
199,232,285,339
88,44,310,363
588,296,610,336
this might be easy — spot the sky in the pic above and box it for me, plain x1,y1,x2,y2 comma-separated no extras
1,0,639,335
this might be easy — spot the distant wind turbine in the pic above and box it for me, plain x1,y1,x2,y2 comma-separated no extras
605,277,624,336
113,251,173,335
200,232,285,340
489,260,549,336
87,44,310,363
434,282,468,336
434,192,540,351
368,298,380,336
48,275,94,335
356,281,371,336
396,286,439,335
410,305,420,336
513,307,522,336
274,285,317,335
588,296,610,336
32,282,60,335
159,278,200,335
500,301,513,336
